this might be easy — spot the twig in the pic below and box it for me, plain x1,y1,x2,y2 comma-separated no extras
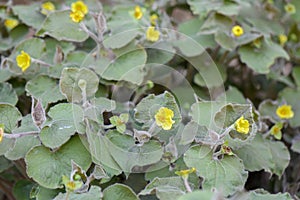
3,131,39,139
183,177,192,193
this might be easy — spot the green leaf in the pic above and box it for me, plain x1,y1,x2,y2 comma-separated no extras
12,115,39,134
12,3,45,29
189,101,225,131
105,130,163,172
139,177,185,200
183,145,248,196
268,140,290,177
37,11,89,42
292,67,300,87
0,156,12,173
11,38,45,60
215,31,261,51
60,67,99,103
0,25,29,52
0,68,13,83
103,184,138,200
0,139,15,157
238,38,289,74
43,38,75,66
193,61,227,88
85,121,122,176
178,190,214,200
12,180,35,200
235,134,290,177
215,103,257,147
40,103,84,148
216,86,246,104
214,103,253,128
0,82,18,105
5,135,40,160
147,42,176,65
258,100,278,123
177,18,204,36
179,121,210,145
134,91,181,127
103,29,139,49
199,13,232,34
232,189,293,200
279,88,300,127
36,187,59,200
54,186,102,200
25,75,65,107
173,37,205,57
291,139,300,153
25,136,92,189
0,104,22,133
101,48,147,85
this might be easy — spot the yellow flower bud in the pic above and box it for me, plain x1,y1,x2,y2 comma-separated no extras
4,18,19,30
150,14,158,25
134,5,143,20
41,2,55,15
270,123,283,140
278,34,288,46
0,127,3,143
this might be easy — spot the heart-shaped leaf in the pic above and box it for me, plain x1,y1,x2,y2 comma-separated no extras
25,136,92,189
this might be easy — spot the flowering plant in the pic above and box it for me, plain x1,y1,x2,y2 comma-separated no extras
0,0,299,199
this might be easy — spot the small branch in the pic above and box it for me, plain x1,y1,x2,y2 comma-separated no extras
219,50,229,63
183,177,192,193
148,121,157,135
219,124,234,139
31,58,52,67
102,124,115,129
4,131,39,139
79,22,100,44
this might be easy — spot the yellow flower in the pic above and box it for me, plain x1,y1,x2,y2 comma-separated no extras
4,19,19,30
235,116,250,134
71,0,88,15
279,34,288,46
16,51,31,72
62,175,82,191
150,14,158,25
270,123,283,140
285,3,296,14
41,2,55,15
0,127,3,143
146,26,160,42
155,107,175,130
134,5,143,20
276,104,294,119
175,168,196,179
232,25,244,37
70,11,85,23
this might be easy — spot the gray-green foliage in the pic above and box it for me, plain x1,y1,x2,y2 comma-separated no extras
0,0,299,199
